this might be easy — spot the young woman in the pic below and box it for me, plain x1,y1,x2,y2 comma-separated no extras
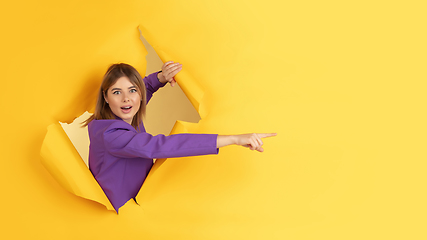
83,62,276,212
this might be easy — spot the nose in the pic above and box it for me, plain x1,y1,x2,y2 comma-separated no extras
122,92,130,102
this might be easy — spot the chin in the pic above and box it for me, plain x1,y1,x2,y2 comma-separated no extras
121,115,135,124
114,112,135,124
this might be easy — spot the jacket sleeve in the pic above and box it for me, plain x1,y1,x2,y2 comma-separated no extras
103,122,219,159
144,71,167,104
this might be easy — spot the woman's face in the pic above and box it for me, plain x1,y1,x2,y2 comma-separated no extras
104,76,141,125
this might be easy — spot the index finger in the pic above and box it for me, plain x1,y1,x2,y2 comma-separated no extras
257,133,277,138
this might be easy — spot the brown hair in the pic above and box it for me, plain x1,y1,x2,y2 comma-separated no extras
82,63,147,130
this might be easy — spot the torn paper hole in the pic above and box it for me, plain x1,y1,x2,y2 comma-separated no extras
60,111,92,167
40,31,204,212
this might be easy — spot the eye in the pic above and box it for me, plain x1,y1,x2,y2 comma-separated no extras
130,89,137,93
113,91,120,95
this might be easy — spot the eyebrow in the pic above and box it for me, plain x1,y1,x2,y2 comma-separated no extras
110,86,137,91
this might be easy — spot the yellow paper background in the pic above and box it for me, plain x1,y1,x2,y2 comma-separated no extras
1,0,426,239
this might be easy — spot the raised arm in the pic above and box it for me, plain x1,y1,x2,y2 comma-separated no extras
143,61,182,104
144,72,166,104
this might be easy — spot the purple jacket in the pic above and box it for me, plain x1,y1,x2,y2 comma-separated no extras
88,72,219,212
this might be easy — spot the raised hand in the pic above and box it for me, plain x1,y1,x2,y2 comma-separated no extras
157,61,183,87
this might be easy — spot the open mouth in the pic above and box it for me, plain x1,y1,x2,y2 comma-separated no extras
120,106,132,113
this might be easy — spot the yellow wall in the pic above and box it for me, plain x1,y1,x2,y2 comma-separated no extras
1,0,426,239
